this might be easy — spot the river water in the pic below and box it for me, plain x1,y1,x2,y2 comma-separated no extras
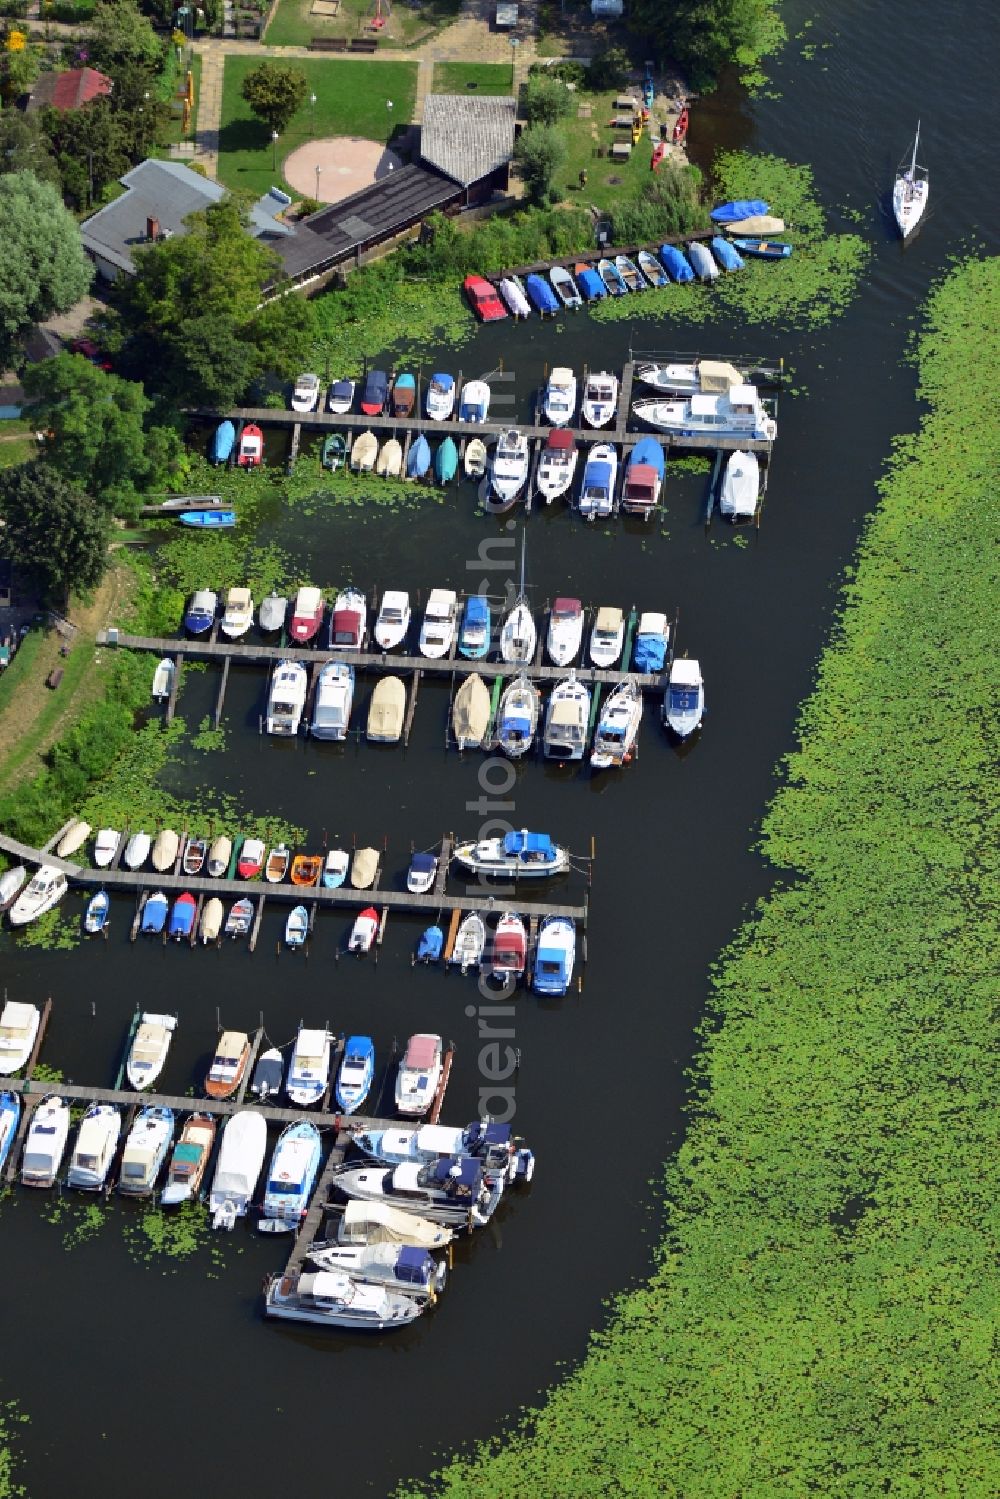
1,1,996,1492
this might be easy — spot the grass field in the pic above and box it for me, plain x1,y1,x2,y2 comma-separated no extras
550,86,665,211
264,0,460,48
217,56,417,199
0,421,36,470
431,62,514,95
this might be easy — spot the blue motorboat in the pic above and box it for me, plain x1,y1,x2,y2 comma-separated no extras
0,1090,21,1174
575,266,606,301
179,510,237,529
458,594,491,659
710,198,770,223
710,236,744,272
183,588,217,636
658,244,694,283
168,892,196,941
730,237,793,259
210,420,235,465
532,915,576,997
335,1036,375,1114
525,273,559,316
686,242,719,282
406,434,431,480
416,925,443,963
84,890,110,935
261,1120,322,1228
141,891,169,935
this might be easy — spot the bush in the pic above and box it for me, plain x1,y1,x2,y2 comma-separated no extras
611,162,704,241
529,59,586,88
585,45,630,91
513,123,567,206
521,73,573,126
0,0,29,16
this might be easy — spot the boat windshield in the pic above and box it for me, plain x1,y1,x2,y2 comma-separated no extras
268,1180,301,1195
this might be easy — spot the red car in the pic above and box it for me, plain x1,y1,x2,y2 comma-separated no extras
464,275,507,323
69,337,113,371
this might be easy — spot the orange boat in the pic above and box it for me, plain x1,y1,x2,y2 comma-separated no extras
204,1031,251,1100
290,854,323,887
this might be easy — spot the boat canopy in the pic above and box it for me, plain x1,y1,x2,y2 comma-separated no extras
331,609,361,643
710,199,769,223
698,360,742,392
426,1156,480,1189
331,379,353,400
464,595,489,624
536,948,566,974
546,428,575,451
404,1034,440,1068
410,853,436,875
595,606,623,632
395,1246,435,1284
467,1119,511,1149
624,464,658,500
671,659,702,685
584,460,612,490
503,831,553,857
552,596,581,617
577,267,605,299
430,372,454,390
710,236,744,271
502,714,531,736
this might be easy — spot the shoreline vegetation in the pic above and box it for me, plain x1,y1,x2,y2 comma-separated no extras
396,258,1000,1496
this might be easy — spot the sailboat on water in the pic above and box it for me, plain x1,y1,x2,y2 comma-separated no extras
893,122,928,238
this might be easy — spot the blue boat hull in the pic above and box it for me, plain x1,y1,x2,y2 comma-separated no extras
0,1092,21,1173
628,436,665,478
407,438,431,479
211,421,236,464
142,897,168,934
179,511,237,529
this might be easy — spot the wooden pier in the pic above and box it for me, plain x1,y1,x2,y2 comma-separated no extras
283,1128,352,1276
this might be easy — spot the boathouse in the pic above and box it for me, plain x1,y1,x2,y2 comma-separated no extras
419,94,517,206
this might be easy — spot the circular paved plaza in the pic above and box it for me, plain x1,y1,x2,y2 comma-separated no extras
283,136,403,205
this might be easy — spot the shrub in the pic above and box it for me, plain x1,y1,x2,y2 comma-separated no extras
521,73,573,126
585,45,630,91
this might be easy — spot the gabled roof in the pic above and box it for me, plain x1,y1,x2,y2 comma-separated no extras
28,66,112,114
80,159,224,274
419,94,516,187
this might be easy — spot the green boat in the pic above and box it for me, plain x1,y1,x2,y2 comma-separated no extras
322,433,347,472
434,436,458,485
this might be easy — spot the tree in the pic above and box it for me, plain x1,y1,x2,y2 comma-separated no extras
0,464,109,604
0,110,60,188
1,39,41,105
0,172,92,370
23,353,181,513
522,74,572,127
240,61,308,135
86,0,166,81
632,0,784,89
513,125,566,206
585,45,630,91
42,99,131,210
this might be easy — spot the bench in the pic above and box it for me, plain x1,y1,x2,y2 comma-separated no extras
46,668,64,690
348,35,379,50
309,35,348,48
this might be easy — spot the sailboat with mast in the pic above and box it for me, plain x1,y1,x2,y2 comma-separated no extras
893,122,928,238
500,533,536,665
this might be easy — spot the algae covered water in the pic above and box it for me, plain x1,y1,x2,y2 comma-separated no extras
1,0,998,1492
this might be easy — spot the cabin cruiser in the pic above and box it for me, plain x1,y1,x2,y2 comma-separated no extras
289,586,325,644
326,1199,455,1250
491,914,528,983
328,587,367,650
451,912,485,974
664,658,706,738
590,680,643,768
335,1036,375,1114
308,1241,447,1302
459,379,490,422
184,589,217,636
633,612,670,673
581,371,618,429
0,1001,40,1074
453,830,570,879
622,437,665,518
332,1156,503,1230
291,372,321,412
719,449,760,521
635,358,746,396
547,597,584,666
286,1027,331,1107
367,676,406,742
161,1113,216,1205
311,661,354,740
209,1110,268,1229
126,1012,177,1090
220,587,254,640
543,673,591,761
20,1096,71,1187
532,916,576,996
426,372,456,421
8,865,67,926
356,1118,533,1185
261,1120,322,1229
67,1104,121,1191
225,897,253,937
249,1047,284,1103
633,383,777,442
266,661,308,736
500,596,536,664
395,1033,443,1117
419,589,458,659
590,606,625,668
543,367,577,426
265,1268,424,1329
118,1106,174,1197
489,429,530,510
458,595,490,658
577,443,618,521
496,675,539,759
452,673,491,750
536,429,578,503
205,1031,251,1099
374,590,410,651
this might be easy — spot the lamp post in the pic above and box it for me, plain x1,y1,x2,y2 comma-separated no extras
309,91,317,136
315,164,322,202
271,129,279,171
509,35,519,90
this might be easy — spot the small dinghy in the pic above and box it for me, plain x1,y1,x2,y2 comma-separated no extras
21,1096,70,1187
377,438,403,478
710,235,744,272
200,897,224,943
673,104,689,143
663,657,705,739
84,890,110,935
590,679,643,769
395,1034,443,1117
710,198,770,223
536,429,578,503
451,912,486,974
321,433,347,472
205,1031,251,1100
391,372,416,417
416,925,443,964
182,836,207,876
322,849,350,888
178,509,236,530
67,1103,121,1191
335,1036,375,1114
452,673,491,750
549,264,582,309
209,1110,267,1230
126,1013,177,1090
590,606,625,667
250,1047,284,1102
491,912,527,981
348,905,380,954
581,371,619,429
719,449,760,522
290,853,322,886
464,438,488,479
499,276,531,318
140,891,168,935
543,672,591,762
577,442,618,522
327,377,355,414
637,249,668,287
151,828,180,873
351,847,379,889
598,258,627,296
730,237,793,259
261,1120,322,1230
168,892,196,940
211,419,235,464
161,1112,216,1206
407,852,438,894
92,830,119,870
350,430,378,474
208,835,231,877
721,213,784,237
458,595,490,659
434,436,458,485
500,596,536,665
225,896,254,937
285,905,309,949
574,263,606,301
615,254,646,292
265,844,290,883
118,1106,174,1197
56,819,90,858
658,243,694,283
406,434,431,480
525,273,559,316
151,658,174,701
543,366,577,427
497,675,540,759
533,916,576,996
426,373,456,421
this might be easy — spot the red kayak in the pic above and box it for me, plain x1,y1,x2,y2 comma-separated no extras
673,107,689,145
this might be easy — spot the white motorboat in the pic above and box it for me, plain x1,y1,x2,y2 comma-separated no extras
220,586,254,640
577,443,618,521
311,661,354,740
123,831,151,870
719,450,760,522
266,660,308,736
664,657,706,738
322,848,350,887
634,358,746,395
452,673,491,749
265,1269,424,1329
348,906,379,954
151,828,180,873
92,829,120,868
450,912,485,974
499,277,530,318
374,590,410,651
634,383,777,442
8,865,67,926
200,897,224,943
532,915,576,997
126,1012,177,1090
543,673,591,762
893,122,928,238
459,379,490,423
496,675,540,758
261,1120,322,1228
355,1118,531,1183
207,835,231,877
151,657,174,701
546,597,584,666
67,1103,122,1191
543,366,577,426
406,853,437,894
453,829,570,879
291,372,321,412
249,1047,284,1103
395,1033,443,1117
329,587,367,650
20,1095,70,1187
307,1241,446,1301
418,589,458,659
285,906,308,949
489,429,530,510
331,1156,503,1229
535,429,578,503
327,377,355,414
367,676,406,743
581,371,619,429
426,372,456,421
0,1000,40,1075
209,1109,268,1229
590,606,625,668
464,438,488,478
500,597,536,664
286,1027,331,1108
590,680,643,769
118,1106,174,1197
0,865,27,908
329,1198,455,1249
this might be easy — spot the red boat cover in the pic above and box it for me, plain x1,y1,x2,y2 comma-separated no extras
552,597,582,616
176,892,196,906
358,906,378,923
546,428,575,451
404,1034,439,1068
625,464,658,498
331,609,361,643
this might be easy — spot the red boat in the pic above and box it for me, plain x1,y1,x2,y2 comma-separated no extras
491,913,527,980
672,107,689,145
237,422,263,468
289,586,325,643
237,838,265,879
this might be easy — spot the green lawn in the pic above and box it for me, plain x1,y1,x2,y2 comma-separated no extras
551,86,662,211
431,62,514,96
264,0,460,48
218,56,417,200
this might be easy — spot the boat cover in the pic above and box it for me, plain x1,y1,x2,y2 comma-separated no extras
410,853,436,876
395,1246,434,1285
351,848,379,888
464,596,489,625
584,460,612,490
710,236,744,271
576,268,606,300
725,215,784,236
546,428,575,452
634,633,667,672
428,1156,479,1188
659,245,694,282
404,1034,440,1068
417,927,443,959
503,831,553,856
687,243,716,278
629,436,665,472
552,597,581,617
595,606,623,632
525,274,559,313
331,610,361,644
407,436,430,477
331,379,353,402
710,199,769,223
363,370,388,404
502,714,531,736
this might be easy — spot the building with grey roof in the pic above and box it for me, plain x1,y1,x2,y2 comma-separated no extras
419,94,516,202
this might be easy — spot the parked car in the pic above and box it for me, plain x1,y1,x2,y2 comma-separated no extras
463,275,507,323
69,338,112,371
